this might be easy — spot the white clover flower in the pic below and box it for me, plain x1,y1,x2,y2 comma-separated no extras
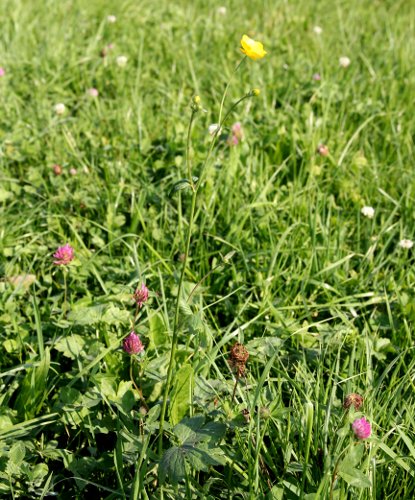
399,239,413,249
107,15,117,23
217,6,227,15
87,88,99,97
313,26,323,35
361,206,375,219
54,103,66,115
208,123,221,136
339,56,351,68
116,55,128,67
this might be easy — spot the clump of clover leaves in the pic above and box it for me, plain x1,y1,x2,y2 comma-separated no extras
159,416,226,485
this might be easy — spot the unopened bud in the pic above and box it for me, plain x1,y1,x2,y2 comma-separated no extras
191,95,202,111
250,88,260,97
317,144,329,157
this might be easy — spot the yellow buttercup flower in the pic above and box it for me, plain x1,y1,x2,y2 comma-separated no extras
240,34,267,60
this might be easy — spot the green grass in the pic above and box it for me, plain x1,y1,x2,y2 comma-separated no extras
1,0,415,498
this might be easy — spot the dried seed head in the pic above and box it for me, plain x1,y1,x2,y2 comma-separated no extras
343,393,364,411
229,342,249,377
230,342,249,364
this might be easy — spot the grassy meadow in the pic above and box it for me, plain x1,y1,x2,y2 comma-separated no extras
1,0,415,498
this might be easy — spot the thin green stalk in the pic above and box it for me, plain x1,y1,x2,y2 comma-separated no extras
62,269,68,317
158,108,198,455
158,190,197,456
217,57,246,125
158,64,257,457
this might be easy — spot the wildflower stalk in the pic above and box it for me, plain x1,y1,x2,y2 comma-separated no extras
130,358,148,411
158,72,259,457
62,268,68,317
158,106,198,455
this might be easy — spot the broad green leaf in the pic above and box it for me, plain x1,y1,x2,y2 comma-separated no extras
148,312,167,349
174,416,205,444
67,305,106,325
6,442,26,475
184,446,224,471
159,446,186,485
101,305,130,325
195,421,226,445
169,363,194,426
340,443,364,468
29,463,49,484
338,464,371,488
54,335,85,359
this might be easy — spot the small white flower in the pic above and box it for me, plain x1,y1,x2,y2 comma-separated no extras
339,56,351,68
399,239,414,249
217,6,227,15
69,167,77,176
87,88,99,97
361,206,375,219
313,26,323,35
116,55,128,67
54,103,66,115
208,123,221,136
107,15,117,23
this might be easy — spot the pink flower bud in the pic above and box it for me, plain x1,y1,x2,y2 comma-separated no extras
133,283,149,307
352,417,371,439
123,331,144,355
52,164,63,175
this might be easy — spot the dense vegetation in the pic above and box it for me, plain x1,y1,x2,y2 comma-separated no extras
1,0,415,498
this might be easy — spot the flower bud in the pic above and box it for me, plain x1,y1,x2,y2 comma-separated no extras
249,88,260,97
133,283,149,308
191,95,202,111
317,144,329,156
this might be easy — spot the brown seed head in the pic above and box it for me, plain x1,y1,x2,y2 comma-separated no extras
343,393,364,411
230,343,249,364
229,342,249,377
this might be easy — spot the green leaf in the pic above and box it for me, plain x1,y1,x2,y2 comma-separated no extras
101,305,130,325
14,348,51,418
6,442,26,475
67,305,106,325
340,443,364,468
174,416,205,444
159,446,186,485
169,364,194,426
148,312,167,349
184,446,224,472
338,464,371,488
54,335,85,359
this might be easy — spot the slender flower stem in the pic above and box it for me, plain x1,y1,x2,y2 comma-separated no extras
186,111,196,184
218,57,246,125
62,269,68,317
158,109,197,455
231,375,239,404
329,446,349,500
159,189,197,455
130,358,148,411
158,59,256,457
